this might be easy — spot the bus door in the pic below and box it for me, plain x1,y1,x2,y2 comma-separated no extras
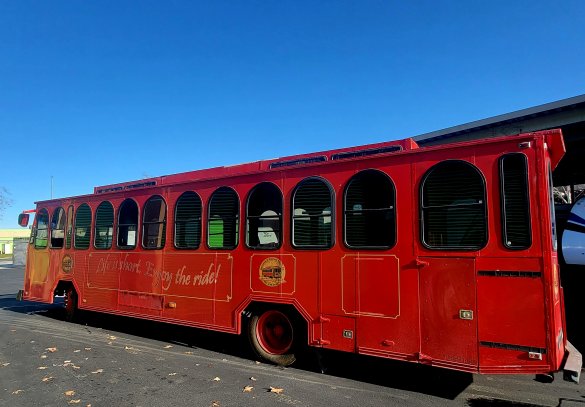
418,257,478,368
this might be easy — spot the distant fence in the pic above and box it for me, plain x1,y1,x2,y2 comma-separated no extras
12,238,28,266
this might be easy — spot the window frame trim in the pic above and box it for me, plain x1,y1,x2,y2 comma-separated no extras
141,195,167,250
49,206,66,250
342,169,397,250
93,200,115,250
206,186,240,251
73,203,92,250
419,159,488,251
499,153,532,250
245,182,284,250
34,207,50,249
173,191,203,250
116,198,140,250
290,176,336,250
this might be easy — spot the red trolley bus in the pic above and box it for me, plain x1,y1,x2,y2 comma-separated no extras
18,129,582,381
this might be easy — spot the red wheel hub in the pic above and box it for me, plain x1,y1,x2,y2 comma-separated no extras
256,311,293,355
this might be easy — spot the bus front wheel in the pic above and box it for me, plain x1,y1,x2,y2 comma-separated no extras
248,310,296,366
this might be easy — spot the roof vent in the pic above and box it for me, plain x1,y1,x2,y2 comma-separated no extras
269,156,327,169
331,145,402,161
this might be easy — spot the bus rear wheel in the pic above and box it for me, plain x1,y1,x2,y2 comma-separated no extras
248,310,296,366
64,286,78,322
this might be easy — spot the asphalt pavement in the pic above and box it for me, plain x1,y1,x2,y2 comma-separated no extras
1,259,584,407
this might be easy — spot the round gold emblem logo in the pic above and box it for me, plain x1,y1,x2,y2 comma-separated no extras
259,257,285,287
62,255,73,273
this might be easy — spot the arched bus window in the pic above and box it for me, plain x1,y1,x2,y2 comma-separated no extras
50,207,66,249
117,199,139,249
34,208,49,249
74,204,92,250
421,160,487,250
246,182,282,249
142,195,167,249
174,191,202,249
344,170,396,249
65,205,74,249
500,153,531,249
208,187,239,250
292,177,334,249
94,201,114,249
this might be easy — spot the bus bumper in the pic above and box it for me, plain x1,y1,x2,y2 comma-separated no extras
563,341,582,383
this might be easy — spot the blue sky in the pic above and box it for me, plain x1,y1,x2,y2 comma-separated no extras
1,1,584,228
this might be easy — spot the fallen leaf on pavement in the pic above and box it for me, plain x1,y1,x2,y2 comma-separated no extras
91,369,103,374
250,377,257,381
40,355,47,359
64,360,71,363
84,348,92,351
42,376,54,382
212,377,221,381
243,386,253,393
163,345,173,349
107,335,117,340
211,402,220,407
65,390,76,396
46,347,57,353
74,350,81,353
168,373,177,376
12,389,23,394
255,361,260,364
1,362,10,367
37,366,48,370
184,351,193,355
269,387,284,394
69,400,81,404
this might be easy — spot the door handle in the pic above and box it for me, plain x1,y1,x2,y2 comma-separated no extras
459,309,474,320
415,259,429,267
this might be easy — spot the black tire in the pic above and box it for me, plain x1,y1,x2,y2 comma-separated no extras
248,310,297,366
64,286,78,322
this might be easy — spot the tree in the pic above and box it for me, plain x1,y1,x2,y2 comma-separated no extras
0,186,12,221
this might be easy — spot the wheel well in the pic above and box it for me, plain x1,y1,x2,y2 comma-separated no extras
54,281,74,297
243,302,308,340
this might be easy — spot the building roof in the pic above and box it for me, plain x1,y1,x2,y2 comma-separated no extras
414,94,585,145
0,229,31,239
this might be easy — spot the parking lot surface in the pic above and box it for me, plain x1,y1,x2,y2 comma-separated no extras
1,260,583,407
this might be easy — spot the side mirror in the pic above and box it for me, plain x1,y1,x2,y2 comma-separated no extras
18,213,30,227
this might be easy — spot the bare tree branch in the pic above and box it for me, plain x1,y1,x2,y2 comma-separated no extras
0,186,13,221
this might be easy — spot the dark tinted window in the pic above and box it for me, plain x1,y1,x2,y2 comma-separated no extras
208,187,239,249
74,204,92,249
174,191,202,249
421,161,487,250
50,207,66,248
246,182,282,249
500,154,531,249
292,178,333,248
117,199,139,249
344,170,395,248
142,196,167,249
35,208,49,249
94,201,114,249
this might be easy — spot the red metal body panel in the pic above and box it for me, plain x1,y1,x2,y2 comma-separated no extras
22,129,572,376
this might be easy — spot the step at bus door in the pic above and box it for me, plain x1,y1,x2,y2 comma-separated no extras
419,257,478,369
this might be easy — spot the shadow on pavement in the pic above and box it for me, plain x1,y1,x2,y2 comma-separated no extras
3,299,473,400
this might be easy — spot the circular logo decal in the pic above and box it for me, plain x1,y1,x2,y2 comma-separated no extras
259,257,286,287
62,255,73,274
